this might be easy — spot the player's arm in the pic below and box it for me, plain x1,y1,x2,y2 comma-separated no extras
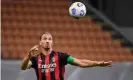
67,56,112,68
20,53,32,70
20,45,39,70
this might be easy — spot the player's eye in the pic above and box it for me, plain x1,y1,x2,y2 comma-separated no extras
49,38,52,40
43,37,47,40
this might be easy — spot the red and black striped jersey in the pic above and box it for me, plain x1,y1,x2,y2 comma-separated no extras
30,51,70,80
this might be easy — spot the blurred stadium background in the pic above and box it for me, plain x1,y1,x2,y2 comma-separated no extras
1,0,133,80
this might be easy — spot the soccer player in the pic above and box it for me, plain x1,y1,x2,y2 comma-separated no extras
20,32,112,80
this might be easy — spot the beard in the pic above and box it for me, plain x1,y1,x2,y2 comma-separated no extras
44,47,50,51
40,43,52,51
44,44,51,51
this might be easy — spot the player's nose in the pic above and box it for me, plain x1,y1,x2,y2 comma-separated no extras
46,40,50,44
46,42,49,44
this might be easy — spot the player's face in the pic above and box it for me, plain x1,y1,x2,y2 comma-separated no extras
40,34,53,49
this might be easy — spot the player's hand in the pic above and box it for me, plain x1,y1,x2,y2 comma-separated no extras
98,61,113,67
28,45,40,57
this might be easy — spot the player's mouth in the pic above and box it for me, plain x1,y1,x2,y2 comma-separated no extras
45,44,50,47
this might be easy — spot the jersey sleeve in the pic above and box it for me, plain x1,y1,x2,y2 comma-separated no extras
67,56,74,64
58,52,70,65
30,56,37,68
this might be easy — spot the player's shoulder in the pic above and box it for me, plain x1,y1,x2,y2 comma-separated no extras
54,51,70,56
52,50,67,54
56,51,68,55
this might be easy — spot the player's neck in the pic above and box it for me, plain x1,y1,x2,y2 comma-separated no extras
41,47,52,55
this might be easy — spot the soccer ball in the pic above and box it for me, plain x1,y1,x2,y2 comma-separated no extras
69,2,86,18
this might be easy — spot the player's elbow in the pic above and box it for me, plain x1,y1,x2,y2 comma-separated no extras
21,68,25,70
79,64,88,68
78,60,93,68
20,64,27,70
74,59,88,68
21,68,26,70
77,61,88,68
20,66,27,70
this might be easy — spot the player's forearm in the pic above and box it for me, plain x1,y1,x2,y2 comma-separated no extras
80,59,99,67
20,54,31,70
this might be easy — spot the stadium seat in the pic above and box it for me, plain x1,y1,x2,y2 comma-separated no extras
2,0,133,61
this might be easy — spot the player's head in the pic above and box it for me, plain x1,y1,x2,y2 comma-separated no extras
39,32,53,50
